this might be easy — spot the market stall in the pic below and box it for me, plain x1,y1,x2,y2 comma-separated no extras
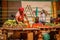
0,25,60,40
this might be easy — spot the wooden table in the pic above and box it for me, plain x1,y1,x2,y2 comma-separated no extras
0,26,60,40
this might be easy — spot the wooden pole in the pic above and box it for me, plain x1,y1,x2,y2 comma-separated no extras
52,0,57,18
2,0,8,22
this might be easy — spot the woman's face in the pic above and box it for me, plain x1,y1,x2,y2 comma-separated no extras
19,11,23,14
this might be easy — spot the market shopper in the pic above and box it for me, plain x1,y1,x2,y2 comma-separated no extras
40,9,49,25
50,17,54,23
42,29,50,40
49,30,56,40
40,10,46,24
15,7,29,23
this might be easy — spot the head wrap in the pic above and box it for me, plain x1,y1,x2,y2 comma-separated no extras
19,7,24,12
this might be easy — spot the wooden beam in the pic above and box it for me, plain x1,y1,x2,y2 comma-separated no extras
2,0,8,22
52,1,57,18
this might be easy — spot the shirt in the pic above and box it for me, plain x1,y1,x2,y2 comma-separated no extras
40,13,46,22
15,11,25,22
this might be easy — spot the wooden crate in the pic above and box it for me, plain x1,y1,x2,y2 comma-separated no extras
27,32,33,40
56,34,60,40
3,34,7,40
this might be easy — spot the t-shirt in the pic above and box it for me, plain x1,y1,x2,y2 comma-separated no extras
32,23,43,28
40,13,46,22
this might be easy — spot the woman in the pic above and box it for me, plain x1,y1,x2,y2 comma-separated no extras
15,7,29,23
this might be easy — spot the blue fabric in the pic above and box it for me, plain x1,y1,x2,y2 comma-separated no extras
43,33,50,40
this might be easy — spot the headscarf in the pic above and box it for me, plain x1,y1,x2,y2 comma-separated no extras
19,7,24,12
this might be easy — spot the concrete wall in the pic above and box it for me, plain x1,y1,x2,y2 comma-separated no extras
8,0,21,19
